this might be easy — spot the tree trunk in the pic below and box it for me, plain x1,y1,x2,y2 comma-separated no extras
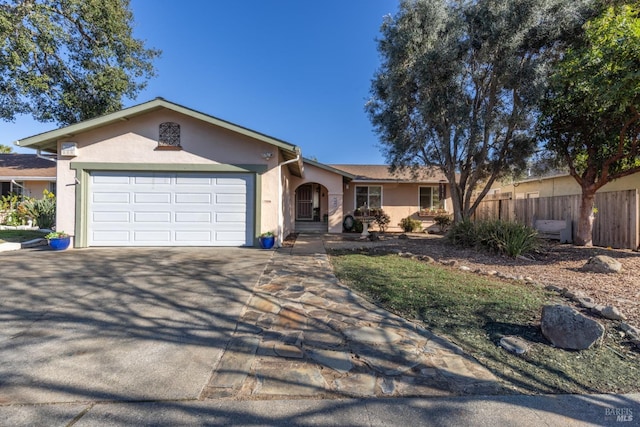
449,182,465,223
575,191,596,246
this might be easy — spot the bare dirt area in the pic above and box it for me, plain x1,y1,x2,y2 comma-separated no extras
323,232,640,330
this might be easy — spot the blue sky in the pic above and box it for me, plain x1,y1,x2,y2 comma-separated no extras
3,0,399,164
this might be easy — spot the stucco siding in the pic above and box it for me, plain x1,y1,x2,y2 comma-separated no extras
281,160,295,240
54,108,277,243
343,182,451,231
291,164,344,233
21,181,51,199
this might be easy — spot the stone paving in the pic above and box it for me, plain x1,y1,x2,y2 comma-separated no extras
201,235,505,400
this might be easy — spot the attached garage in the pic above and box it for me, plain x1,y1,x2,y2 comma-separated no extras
87,171,254,247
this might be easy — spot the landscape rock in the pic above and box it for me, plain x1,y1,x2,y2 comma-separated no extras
398,234,408,240
576,297,596,309
620,322,640,338
418,255,435,263
442,260,458,267
499,336,529,355
541,304,605,350
581,255,622,274
368,232,380,242
565,289,588,301
601,306,625,321
459,266,471,272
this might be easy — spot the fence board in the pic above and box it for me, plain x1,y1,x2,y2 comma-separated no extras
473,190,639,249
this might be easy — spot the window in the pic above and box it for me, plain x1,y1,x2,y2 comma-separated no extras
10,181,25,197
355,186,382,209
419,186,440,211
157,122,181,149
48,182,57,196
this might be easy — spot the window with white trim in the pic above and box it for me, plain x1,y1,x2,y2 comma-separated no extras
419,186,440,210
355,186,382,209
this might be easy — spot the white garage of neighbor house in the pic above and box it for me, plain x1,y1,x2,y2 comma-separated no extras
15,98,352,248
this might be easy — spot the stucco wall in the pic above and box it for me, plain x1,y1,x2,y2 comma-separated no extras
281,160,295,240
290,164,344,233
343,182,451,231
54,108,278,241
23,181,51,199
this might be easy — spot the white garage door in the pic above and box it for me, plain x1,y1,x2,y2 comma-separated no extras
88,171,254,247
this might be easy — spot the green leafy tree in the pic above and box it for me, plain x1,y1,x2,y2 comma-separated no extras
539,4,640,246
0,0,160,125
367,0,594,222
0,144,11,153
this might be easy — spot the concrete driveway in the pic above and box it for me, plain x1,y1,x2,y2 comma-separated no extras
0,247,272,405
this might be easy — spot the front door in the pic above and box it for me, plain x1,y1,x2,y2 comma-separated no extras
296,184,313,220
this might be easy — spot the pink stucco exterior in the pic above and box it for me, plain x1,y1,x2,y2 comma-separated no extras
17,99,456,246
54,107,287,246
288,163,345,233
343,182,451,231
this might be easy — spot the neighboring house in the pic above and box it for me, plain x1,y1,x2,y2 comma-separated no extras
14,98,450,248
0,154,56,199
490,171,640,199
484,171,640,249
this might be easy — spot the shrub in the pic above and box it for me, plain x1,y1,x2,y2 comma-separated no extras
372,209,391,232
1,194,34,226
354,219,364,233
447,219,539,257
399,216,422,232
22,190,56,229
434,213,452,231
446,219,478,247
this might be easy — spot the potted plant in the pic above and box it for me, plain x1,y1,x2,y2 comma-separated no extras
45,231,71,251
259,231,276,249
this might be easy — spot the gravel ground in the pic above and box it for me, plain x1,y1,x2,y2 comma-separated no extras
323,232,640,330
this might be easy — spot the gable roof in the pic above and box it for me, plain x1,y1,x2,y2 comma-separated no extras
329,164,447,183
0,154,56,180
13,98,304,176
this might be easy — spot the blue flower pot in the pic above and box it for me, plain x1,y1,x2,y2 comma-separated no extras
49,236,71,251
259,235,275,249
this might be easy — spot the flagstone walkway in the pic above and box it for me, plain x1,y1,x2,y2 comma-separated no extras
201,234,506,400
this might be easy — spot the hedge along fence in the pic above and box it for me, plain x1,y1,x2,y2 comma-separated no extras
472,189,639,250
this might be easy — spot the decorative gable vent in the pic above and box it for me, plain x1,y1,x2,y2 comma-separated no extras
157,122,181,150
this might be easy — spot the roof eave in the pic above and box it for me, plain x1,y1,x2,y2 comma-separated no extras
0,176,56,181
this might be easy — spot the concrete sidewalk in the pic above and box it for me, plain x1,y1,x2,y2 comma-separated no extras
1,393,638,426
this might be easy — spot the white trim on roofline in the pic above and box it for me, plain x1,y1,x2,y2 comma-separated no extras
0,177,57,181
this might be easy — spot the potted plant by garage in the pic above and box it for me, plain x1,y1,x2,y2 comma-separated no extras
45,231,71,251
259,231,276,249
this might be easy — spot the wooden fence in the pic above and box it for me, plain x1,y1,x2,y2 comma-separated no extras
472,189,639,249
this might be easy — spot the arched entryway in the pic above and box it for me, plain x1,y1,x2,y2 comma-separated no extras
295,182,328,233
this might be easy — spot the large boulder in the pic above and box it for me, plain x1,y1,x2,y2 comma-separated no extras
541,305,604,350
581,255,622,274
